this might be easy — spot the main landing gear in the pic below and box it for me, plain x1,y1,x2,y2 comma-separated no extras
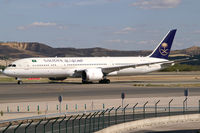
16,78,23,85
82,80,92,84
82,79,110,84
99,79,110,84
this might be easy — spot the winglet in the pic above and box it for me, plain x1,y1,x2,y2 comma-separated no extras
149,29,177,59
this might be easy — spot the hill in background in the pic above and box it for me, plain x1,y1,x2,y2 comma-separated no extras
0,42,152,58
0,42,199,58
0,42,200,71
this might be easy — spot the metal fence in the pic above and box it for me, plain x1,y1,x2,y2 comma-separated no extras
1,98,200,133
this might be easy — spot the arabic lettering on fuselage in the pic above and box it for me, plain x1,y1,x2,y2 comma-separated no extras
43,59,83,63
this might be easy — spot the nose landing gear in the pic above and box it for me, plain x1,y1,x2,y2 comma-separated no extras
16,78,23,85
17,80,23,85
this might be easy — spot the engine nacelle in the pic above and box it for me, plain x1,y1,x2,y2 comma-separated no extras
49,77,67,81
82,68,103,81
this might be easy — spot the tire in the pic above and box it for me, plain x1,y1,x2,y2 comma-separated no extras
106,79,110,84
17,81,23,85
82,80,89,84
99,79,110,84
82,80,86,84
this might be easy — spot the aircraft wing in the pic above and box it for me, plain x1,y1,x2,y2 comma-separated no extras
74,58,193,75
102,60,172,74
102,58,192,74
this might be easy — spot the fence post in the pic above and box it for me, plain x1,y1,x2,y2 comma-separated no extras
84,104,87,113
57,105,59,112
59,116,66,133
155,100,160,117
72,115,79,133
25,120,33,133
93,111,99,132
66,104,68,111
7,106,9,112
14,122,23,133
102,109,109,128
28,105,30,112
103,103,105,110
79,114,85,133
108,107,114,126
2,122,12,133
45,104,48,114
123,104,129,123
183,98,187,114
66,115,73,133
75,104,78,112
52,117,59,133
84,113,91,133
98,111,104,130
169,99,173,116
143,101,148,118
35,119,43,133
133,103,138,120
44,119,51,133
17,106,19,112
115,106,121,124
89,112,96,133
37,105,40,112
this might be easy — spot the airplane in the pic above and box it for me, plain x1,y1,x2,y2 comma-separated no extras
2,29,180,84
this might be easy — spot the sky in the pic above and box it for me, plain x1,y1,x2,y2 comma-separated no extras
0,0,200,50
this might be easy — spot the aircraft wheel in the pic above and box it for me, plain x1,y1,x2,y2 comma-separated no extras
17,81,23,85
82,80,89,84
99,79,110,84
106,79,110,84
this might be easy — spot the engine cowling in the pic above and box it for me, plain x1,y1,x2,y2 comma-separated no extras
49,77,67,81
82,68,103,81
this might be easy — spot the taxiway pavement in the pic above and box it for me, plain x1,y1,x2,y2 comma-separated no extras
0,82,200,103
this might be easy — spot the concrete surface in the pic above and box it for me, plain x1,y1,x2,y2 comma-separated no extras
0,96,199,121
1,71,200,122
96,114,200,133
0,82,200,103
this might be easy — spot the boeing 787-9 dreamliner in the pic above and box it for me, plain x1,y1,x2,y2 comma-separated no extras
2,29,179,84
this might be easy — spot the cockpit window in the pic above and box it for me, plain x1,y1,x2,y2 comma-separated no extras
8,64,16,67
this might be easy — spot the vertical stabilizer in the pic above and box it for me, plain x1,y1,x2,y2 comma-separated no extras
149,29,177,59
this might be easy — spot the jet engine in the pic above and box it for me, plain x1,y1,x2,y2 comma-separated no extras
82,68,103,82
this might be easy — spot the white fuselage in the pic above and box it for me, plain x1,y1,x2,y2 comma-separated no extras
3,56,167,78
2,29,177,82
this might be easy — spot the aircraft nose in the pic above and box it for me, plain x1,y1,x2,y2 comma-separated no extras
2,68,10,76
2,68,6,74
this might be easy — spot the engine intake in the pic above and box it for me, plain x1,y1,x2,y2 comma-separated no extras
82,68,103,81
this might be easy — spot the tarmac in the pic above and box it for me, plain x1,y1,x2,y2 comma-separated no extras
0,82,200,103
1,71,200,103
0,72,200,132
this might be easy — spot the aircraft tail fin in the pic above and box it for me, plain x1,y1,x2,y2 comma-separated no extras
149,29,177,59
